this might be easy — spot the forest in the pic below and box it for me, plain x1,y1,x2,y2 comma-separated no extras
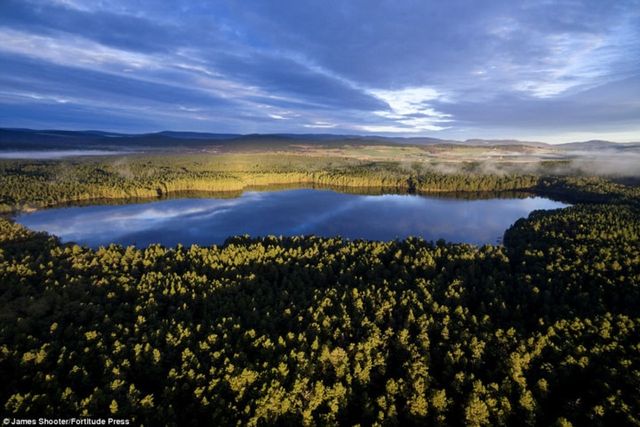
0,153,639,426
1,153,639,214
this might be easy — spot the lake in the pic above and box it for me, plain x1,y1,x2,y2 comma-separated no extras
15,189,568,247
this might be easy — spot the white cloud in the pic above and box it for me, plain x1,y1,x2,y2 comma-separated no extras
178,105,201,112
303,121,336,128
365,86,452,132
511,13,640,99
37,0,92,11
0,90,74,104
357,124,421,133
370,87,442,113
0,29,158,71
513,33,608,97
0,28,286,116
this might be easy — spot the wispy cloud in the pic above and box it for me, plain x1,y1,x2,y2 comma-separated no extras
0,28,159,71
365,87,452,132
303,121,337,129
0,0,638,139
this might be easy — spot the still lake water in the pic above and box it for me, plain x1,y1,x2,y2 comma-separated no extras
15,189,568,248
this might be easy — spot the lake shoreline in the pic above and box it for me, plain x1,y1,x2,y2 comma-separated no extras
14,188,568,248
4,181,544,216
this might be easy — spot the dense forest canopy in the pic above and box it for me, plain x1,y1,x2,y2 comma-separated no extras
1,152,639,425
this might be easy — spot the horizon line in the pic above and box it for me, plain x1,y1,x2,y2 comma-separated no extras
1,127,638,146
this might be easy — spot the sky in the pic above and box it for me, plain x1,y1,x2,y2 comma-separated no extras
0,0,639,143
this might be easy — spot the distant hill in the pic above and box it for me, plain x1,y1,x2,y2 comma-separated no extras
557,140,640,151
0,128,448,151
462,139,548,148
1,128,636,153
154,131,241,140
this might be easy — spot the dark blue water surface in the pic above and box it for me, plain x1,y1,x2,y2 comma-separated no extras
15,189,568,248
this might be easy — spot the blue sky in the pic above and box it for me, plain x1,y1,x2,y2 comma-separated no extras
0,0,638,142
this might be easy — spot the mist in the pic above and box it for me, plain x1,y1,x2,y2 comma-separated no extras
417,148,640,179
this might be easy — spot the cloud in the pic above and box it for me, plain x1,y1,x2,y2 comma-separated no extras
0,28,160,71
303,121,337,129
235,0,639,107
0,0,184,53
203,50,387,111
365,87,452,132
429,75,640,142
0,0,638,138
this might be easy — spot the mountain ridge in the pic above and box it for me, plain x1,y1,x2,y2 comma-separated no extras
0,128,638,151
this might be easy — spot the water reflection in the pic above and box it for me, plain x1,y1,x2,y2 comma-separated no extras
15,189,568,247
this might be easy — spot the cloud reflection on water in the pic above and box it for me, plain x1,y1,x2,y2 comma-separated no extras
16,189,568,248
